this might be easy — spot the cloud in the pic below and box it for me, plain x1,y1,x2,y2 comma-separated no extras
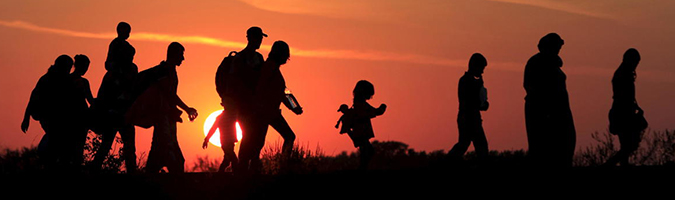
0,19,469,68
0,20,115,39
488,0,616,20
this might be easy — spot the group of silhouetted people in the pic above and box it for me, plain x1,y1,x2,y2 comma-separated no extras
21,22,196,173
22,23,647,173
22,54,93,171
203,26,304,174
447,33,648,168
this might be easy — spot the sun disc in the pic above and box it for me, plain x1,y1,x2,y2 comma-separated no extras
203,110,243,147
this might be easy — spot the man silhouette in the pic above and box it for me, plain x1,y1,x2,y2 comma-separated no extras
234,26,267,173
92,21,138,173
139,42,198,173
448,53,489,160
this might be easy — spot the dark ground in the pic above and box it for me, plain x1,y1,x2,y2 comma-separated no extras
2,166,674,199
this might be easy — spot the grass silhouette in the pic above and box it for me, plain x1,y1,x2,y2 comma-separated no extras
3,130,675,199
4,129,675,175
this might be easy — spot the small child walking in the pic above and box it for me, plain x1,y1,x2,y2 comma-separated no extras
336,80,387,170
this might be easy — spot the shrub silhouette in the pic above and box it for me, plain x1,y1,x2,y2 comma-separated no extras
190,155,221,172
0,146,42,174
574,129,675,166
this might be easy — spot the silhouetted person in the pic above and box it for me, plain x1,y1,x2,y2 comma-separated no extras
202,110,238,172
213,50,241,173
603,48,648,167
253,41,303,161
130,42,197,173
448,53,489,160
234,26,268,174
21,55,76,170
92,21,138,173
337,80,387,170
524,33,576,168
67,54,95,168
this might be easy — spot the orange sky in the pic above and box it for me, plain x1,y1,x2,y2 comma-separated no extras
1,0,674,167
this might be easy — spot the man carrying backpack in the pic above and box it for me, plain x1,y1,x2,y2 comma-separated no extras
215,26,267,173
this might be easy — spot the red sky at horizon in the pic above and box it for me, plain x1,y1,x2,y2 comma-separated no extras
1,0,674,168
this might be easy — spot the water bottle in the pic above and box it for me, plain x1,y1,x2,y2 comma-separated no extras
284,88,301,110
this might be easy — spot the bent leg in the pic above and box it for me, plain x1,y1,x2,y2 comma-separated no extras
269,112,296,157
91,129,116,170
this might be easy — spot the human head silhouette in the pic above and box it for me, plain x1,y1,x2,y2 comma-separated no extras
166,42,185,66
338,104,349,113
246,26,267,50
49,55,73,75
538,33,564,55
468,53,487,76
117,22,131,40
73,54,90,76
622,48,640,69
353,80,375,101
268,40,290,65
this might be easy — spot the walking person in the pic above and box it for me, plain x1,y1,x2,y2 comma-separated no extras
21,55,76,170
448,53,490,160
603,48,648,167
91,22,138,173
128,42,198,173
67,54,95,169
233,26,268,174
336,80,387,170
523,33,576,168
253,41,303,166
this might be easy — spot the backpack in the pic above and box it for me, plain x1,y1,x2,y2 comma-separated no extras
215,51,238,100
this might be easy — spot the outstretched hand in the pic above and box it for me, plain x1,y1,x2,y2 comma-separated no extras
187,107,198,122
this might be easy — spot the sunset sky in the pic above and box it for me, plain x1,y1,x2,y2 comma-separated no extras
1,0,674,167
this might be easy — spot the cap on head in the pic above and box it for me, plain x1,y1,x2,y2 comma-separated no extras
247,26,268,38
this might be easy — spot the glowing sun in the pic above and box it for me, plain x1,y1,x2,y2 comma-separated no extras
203,110,243,147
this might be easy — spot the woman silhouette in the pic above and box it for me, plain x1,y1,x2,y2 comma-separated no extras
523,33,576,167
21,55,76,169
603,48,647,167
238,40,303,173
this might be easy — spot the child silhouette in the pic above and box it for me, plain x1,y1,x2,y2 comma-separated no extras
337,80,386,170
